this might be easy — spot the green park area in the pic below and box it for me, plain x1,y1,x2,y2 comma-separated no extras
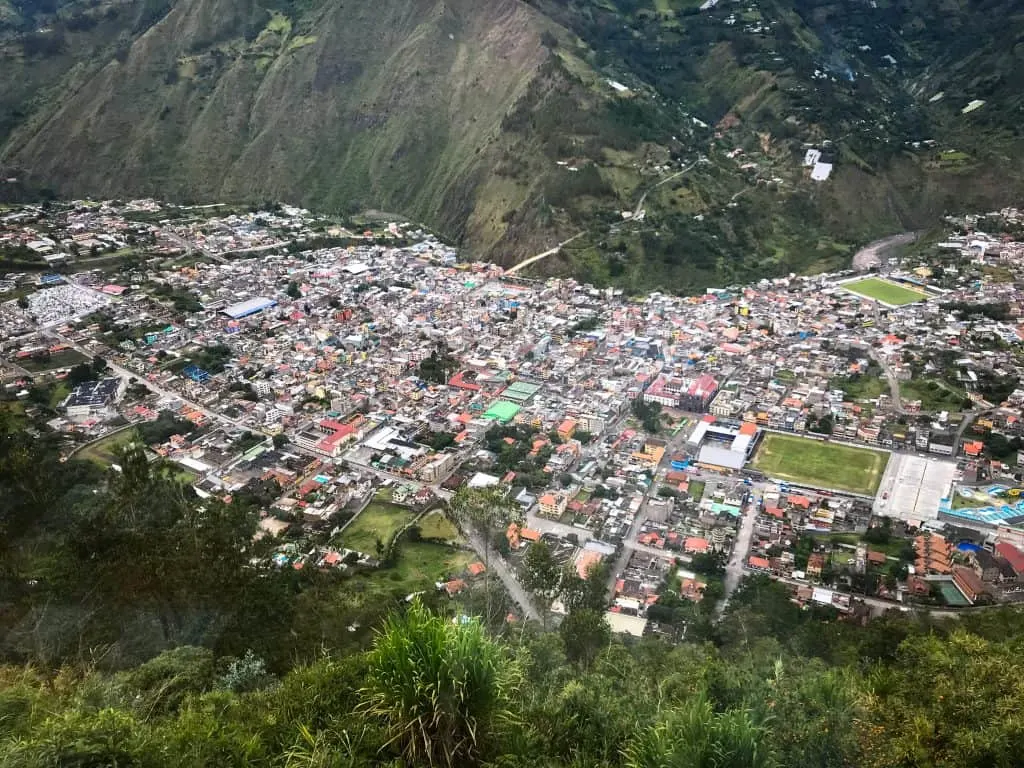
75,427,141,467
417,510,461,542
900,378,970,412
832,375,887,403
340,502,418,555
15,348,87,372
844,278,927,306
751,433,889,495
387,541,475,588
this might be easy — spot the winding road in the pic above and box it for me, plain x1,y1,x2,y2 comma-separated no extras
631,158,701,219
505,231,585,275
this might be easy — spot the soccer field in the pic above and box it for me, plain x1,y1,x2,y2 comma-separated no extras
751,434,889,496
844,277,926,306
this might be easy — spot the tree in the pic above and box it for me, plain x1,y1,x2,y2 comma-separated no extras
450,487,520,618
631,398,662,434
558,560,609,614
286,280,302,299
560,608,610,667
66,362,95,387
57,445,257,647
521,539,561,624
272,433,289,449
418,344,459,384
360,600,518,767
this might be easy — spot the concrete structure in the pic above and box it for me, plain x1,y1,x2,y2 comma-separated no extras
223,297,277,319
63,377,124,422
686,417,760,471
874,453,956,525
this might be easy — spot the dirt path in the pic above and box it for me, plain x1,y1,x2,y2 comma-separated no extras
852,232,919,271
505,231,585,275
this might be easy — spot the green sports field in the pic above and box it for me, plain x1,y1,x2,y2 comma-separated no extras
751,433,889,495
844,278,927,305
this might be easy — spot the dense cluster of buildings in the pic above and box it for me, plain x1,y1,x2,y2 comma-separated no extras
6,200,1024,622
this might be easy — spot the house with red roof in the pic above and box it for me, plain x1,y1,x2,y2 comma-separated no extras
996,541,1024,581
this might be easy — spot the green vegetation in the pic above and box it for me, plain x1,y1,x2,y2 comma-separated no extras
417,344,459,384
688,479,706,501
952,492,990,510
340,502,417,555
2,0,1022,291
7,410,1024,767
844,278,927,305
13,347,86,372
831,374,887,403
631,397,662,434
752,433,888,495
74,426,140,466
900,378,970,412
387,541,475,589
416,510,461,542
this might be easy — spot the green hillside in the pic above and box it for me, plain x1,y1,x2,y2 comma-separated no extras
1,0,1023,290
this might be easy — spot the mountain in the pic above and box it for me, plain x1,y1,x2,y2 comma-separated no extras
2,0,1023,290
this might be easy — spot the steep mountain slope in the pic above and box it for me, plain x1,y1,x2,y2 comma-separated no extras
1,0,1023,289
1,0,595,256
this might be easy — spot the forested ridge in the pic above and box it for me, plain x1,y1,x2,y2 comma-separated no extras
3,411,1024,767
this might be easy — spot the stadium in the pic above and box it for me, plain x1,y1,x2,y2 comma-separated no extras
685,417,762,471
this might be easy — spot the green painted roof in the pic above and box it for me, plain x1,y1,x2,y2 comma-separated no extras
482,400,521,423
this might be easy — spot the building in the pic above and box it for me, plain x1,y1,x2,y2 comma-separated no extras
996,541,1024,581
953,565,989,604
538,491,568,518
62,377,124,422
294,417,361,457
223,296,277,319
680,374,720,412
556,418,577,440
418,452,456,483
686,417,760,471
631,439,666,468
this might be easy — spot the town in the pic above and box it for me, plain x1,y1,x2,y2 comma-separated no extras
4,198,1024,636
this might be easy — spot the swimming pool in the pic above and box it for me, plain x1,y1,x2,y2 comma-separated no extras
937,581,970,606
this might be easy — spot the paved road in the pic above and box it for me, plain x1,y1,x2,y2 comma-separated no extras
44,330,245,430
525,512,593,543
604,489,651,599
720,493,758,615
466,530,539,622
505,231,585,275
866,346,907,414
166,233,228,264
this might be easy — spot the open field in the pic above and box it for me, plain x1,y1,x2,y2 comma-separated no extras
390,541,475,586
341,502,417,554
688,480,706,501
15,349,87,372
844,278,927,305
75,427,140,466
343,540,475,608
417,510,461,542
751,433,889,495
832,375,887,403
900,378,969,412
